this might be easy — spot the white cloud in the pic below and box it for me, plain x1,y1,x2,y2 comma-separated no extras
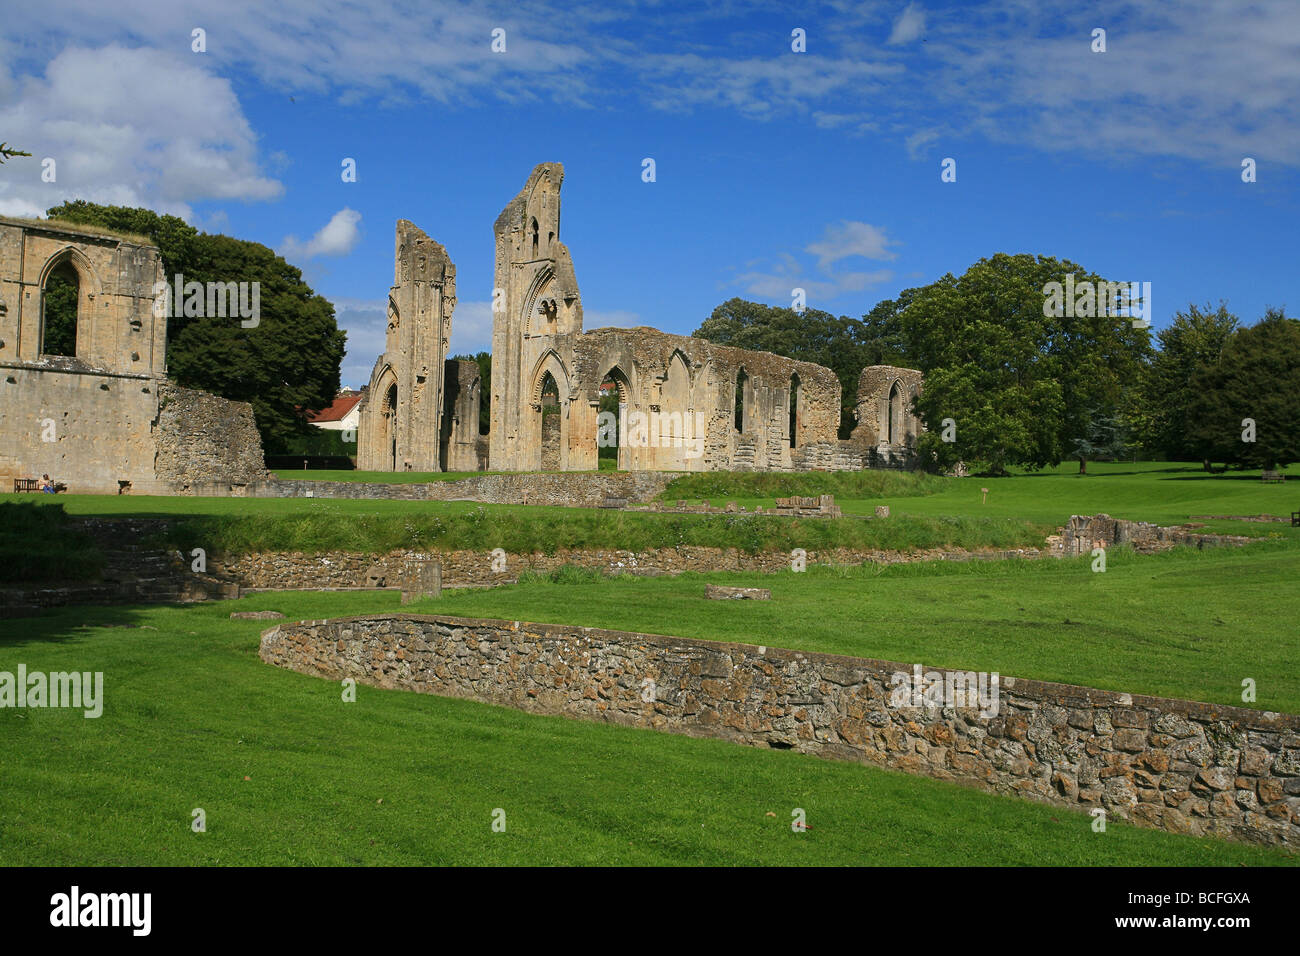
0,44,280,219
281,208,362,260
805,221,900,271
904,128,941,159
732,250,893,305
887,3,927,45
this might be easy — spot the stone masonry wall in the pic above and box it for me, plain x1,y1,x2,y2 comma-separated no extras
154,383,267,485
261,613,1300,849
215,544,1046,591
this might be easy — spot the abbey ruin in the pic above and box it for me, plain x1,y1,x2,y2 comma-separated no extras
362,162,924,474
0,164,923,493
0,217,265,495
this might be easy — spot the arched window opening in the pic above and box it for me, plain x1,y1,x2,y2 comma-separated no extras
788,374,800,448
41,260,79,357
531,218,539,257
887,382,901,444
734,368,748,434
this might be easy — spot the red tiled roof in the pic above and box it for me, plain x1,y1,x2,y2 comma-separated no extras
306,393,363,423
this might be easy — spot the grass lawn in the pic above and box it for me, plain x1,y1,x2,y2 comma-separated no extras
6,463,1295,564
417,542,1300,714
1,591,1293,866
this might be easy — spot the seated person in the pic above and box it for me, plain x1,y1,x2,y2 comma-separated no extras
41,474,55,494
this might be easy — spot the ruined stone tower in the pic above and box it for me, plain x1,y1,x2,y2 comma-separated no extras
489,163,584,471
357,220,456,471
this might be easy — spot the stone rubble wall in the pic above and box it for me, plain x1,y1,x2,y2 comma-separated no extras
261,613,1300,849
213,545,1046,591
153,383,268,485
1056,514,1252,556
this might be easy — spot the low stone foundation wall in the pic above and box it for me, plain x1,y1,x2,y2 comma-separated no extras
213,545,1046,591
1056,514,1251,555
260,614,1300,849
166,471,676,507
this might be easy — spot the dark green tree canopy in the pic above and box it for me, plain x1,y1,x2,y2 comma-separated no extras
896,254,1152,473
1130,303,1240,461
45,201,345,448
1186,309,1300,471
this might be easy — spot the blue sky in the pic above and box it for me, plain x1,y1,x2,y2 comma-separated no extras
2,0,1296,388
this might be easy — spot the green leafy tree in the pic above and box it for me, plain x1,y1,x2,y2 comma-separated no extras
898,254,1152,474
45,201,345,448
0,142,32,163
1069,408,1130,474
40,264,78,356
1130,302,1240,466
1185,309,1300,471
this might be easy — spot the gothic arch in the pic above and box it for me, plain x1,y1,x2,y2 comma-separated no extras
37,246,102,297
529,349,571,403
522,266,556,337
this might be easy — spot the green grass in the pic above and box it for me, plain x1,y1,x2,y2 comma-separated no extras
0,591,1291,866
418,543,1300,714
662,468,946,501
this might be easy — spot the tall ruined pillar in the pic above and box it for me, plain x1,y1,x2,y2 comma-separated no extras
357,220,455,471
489,163,583,471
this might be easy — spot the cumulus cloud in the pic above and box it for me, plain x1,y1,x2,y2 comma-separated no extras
805,221,900,271
0,44,280,218
281,208,362,260
887,3,927,45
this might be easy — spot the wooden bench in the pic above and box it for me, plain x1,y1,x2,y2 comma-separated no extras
1262,470,1284,483
12,478,66,493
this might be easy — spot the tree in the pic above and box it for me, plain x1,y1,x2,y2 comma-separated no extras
694,298,881,437
1130,302,1239,466
45,201,345,448
896,254,1152,474
1069,408,1130,474
1185,309,1300,471
0,142,32,163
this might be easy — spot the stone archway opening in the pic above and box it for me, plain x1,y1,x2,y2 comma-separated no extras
539,371,561,471
887,381,901,444
384,383,399,471
598,368,629,470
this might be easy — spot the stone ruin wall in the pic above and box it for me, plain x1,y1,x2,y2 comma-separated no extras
153,383,268,486
851,365,924,466
0,217,265,494
262,613,1300,850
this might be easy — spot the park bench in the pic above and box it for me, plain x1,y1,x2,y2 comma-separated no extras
12,478,66,493
1262,470,1284,483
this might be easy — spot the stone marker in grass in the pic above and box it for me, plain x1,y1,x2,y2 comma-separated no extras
705,584,771,600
